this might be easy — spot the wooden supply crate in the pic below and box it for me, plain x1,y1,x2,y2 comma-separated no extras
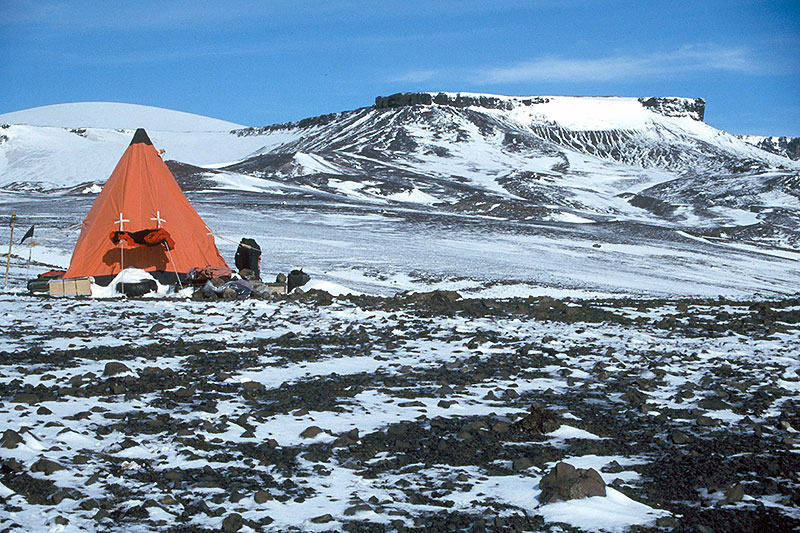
49,278,92,297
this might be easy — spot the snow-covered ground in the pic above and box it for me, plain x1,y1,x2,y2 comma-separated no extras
0,291,798,532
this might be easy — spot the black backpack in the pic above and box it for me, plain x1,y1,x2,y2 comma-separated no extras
235,238,261,277
287,269,311,292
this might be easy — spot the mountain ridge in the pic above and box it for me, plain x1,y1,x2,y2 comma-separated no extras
1,94,798,252
738,134,800,161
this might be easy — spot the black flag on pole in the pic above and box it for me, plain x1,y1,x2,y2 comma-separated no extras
20,225,34,244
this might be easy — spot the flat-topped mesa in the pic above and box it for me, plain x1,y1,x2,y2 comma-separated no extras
374,92,549,111
375,92,706,122
638,97,705,122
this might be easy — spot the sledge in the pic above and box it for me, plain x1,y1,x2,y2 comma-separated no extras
48,278,92,297
26,270,67,294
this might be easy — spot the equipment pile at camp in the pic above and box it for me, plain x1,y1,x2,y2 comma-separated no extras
20,128,312,300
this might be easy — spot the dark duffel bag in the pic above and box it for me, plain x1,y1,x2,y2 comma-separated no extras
235,238,261,278
287,269,311,292
117,279,158,297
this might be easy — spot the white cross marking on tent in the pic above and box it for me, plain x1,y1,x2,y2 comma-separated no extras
114,213,130,231
150,211,166,228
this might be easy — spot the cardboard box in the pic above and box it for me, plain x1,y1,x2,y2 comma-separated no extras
49,278,92,297
267,283,287,295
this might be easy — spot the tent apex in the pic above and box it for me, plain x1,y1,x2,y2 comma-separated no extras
130,128,153,146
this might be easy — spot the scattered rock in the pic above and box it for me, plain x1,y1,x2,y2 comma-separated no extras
148,323,168,334
404,290,462,303
601,460,625,474
512,405,561,434
12,393,40,404
0,429,23,449
725,484,745,503
173,386,194,399
31,458,65,475
436,384,453,396
671,429,692,444
50,490,72,504
103,362,131,376
398,400,426,407
696,415,720,427
512,457,534,471
300,426,323,439
310,513,334,523
621,388,647,406
344,503,372,516
492,421,510,433
539,462,606,504
254,490,272,504
656,516,679,528
222,513,243,532
698,397,731,410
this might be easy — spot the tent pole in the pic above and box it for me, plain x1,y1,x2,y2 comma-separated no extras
114,212,129,295
4,210,16,289
26,246,32,281
164,243,184,293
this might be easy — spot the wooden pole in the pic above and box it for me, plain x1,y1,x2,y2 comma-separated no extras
4,210,16,289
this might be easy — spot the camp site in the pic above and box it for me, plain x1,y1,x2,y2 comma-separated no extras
2,2,800,531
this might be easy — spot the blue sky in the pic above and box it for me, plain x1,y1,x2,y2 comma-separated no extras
1,0,798,135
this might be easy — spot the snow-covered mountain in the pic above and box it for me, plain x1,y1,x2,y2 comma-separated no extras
213,92,800,248
1,94,798,248
738,134,800,161
0,102,244,131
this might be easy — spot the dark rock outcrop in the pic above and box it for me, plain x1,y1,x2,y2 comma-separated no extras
375,92,549,110
539,462,607,503
639,96,706,121
512,405,561,434
738,135,800,160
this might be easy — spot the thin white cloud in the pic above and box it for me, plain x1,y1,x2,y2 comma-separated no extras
389,70,439,83
390,44,770,86
478,45,765,84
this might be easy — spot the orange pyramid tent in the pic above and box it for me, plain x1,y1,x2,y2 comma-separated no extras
64,128,229,284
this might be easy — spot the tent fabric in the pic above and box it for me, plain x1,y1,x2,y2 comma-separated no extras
64,128,228,280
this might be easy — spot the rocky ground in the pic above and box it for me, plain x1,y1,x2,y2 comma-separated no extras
1,291,799,532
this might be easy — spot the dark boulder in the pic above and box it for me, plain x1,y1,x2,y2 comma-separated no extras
539,462,606,504
513,405,561,434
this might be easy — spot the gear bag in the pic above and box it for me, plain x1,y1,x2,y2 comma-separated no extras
234,238,261,279
287,269,311,292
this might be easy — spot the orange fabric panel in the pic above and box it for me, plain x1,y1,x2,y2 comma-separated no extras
64,132,228,279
